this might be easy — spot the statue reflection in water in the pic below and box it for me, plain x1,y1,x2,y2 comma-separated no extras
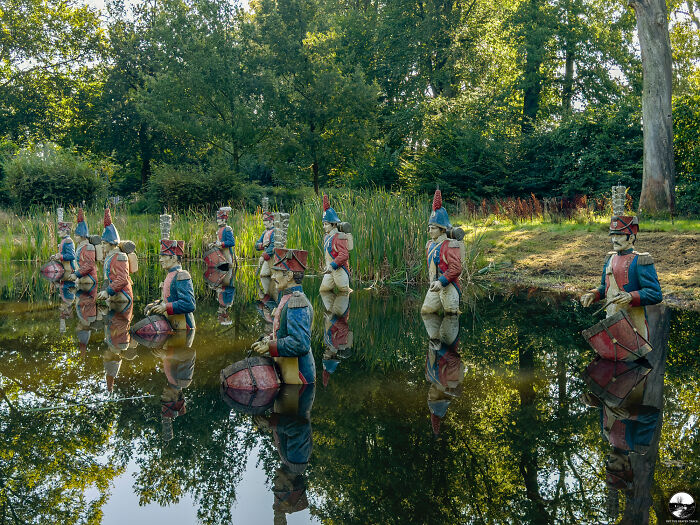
204,265,236,326
102,301,136,393
320,290,352,387
581,305,670,523
254,384,316,525
422,312,465,436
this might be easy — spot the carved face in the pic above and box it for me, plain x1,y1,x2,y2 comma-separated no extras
323,221,335,234
271,268,293,290
102,240,116,253
610,233,635,252
264,218,274,229
159,254,179,270
216,218,226,227
428,224,444,241
75,235,86,243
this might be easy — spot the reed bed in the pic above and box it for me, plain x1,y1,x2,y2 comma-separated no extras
0,190,445,283
456,194,616,224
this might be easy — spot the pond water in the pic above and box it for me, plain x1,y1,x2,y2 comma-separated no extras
0,260,698,524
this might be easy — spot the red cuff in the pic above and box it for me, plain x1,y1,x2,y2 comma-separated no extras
166,302,174,315
630,291,641,307
262,252,271,261
592,290,601,302
268,341,279,357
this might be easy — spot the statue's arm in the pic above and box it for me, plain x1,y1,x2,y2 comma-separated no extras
167,273,196,315
221,226,236,248
269,307,312,357
438,244,462,286
330,236,349,269
630,258,662,306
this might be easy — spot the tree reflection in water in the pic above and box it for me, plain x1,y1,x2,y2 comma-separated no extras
0,261,698,524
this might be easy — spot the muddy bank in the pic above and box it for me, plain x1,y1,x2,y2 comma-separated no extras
480,229,700,311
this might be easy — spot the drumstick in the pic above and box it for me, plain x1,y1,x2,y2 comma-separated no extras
592,293,624,316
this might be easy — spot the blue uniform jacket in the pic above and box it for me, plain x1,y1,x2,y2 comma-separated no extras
218,225,236,257
164,266,196,329
595,250,662,308
269,286,316,384
255,228,275,259
271,384,315,468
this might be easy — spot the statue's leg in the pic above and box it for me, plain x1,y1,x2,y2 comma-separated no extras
440,285,460,315
260,276,272,296
421,290,442,314
319,273,335,292
260,260,271,277
332,268,350,293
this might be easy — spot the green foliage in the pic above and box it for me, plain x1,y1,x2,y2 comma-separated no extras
673,87,700,215
2,144,108,209
145,164,243,211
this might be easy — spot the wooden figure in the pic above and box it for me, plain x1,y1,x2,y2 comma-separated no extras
144,213,196,331
69,208,98,292
96,207,134,308
421,189,462,315
581,186,662,348
253,215,315,385
320,195,352,293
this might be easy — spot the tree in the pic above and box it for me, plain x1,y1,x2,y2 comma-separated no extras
630,0,676,214
0,0,104,141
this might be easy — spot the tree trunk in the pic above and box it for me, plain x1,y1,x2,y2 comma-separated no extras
562,46,574,114
630,0,675,215
138,122,152,189
312,159,319,195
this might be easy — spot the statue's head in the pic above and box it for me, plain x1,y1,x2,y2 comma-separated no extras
58,221,72,238
75,208,89,241
216,206,231,226
159,253,180,270
322,194,341,229
263,211,274,229
271,248,307,290
610,233,636,252
322,220,336,234
159,239,184,269
428,223,445,240
271,268,298,290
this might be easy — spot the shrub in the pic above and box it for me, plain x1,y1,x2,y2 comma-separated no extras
2,143,107,210
674,92,700,216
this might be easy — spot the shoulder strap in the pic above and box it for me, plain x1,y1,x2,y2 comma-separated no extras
635,252,654,265
176,270,192,280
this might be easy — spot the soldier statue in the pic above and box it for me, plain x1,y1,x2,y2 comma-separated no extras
96,207,134,308
421,189,462,315
580,186,662,340
253,215,315,385
144,213,196,331
69,208,98,292
320,194,351,294
256,199,276,297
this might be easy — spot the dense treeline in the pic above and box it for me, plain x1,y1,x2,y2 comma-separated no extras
1,0,699,213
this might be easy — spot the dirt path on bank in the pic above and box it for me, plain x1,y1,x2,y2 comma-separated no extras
480,229,700,310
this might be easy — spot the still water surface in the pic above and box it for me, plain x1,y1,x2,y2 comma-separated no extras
0,260,698,524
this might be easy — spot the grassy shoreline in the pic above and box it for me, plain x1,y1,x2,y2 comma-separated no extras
465,220,700,311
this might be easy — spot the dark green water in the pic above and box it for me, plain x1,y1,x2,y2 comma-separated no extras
0,261,698,524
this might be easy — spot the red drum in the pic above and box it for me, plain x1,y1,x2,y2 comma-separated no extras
220,355,281,414
582,356,651,407
204,246,228,268
40,260,65,282
582,310,652,361
130,314,173,348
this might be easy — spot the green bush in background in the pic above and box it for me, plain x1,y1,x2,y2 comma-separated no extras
2,144,107,209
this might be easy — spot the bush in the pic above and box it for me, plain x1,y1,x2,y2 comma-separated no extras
2,143,107,209
674,92,700,216
145,164,243,211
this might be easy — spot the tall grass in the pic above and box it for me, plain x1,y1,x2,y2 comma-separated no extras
0,190,444,283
